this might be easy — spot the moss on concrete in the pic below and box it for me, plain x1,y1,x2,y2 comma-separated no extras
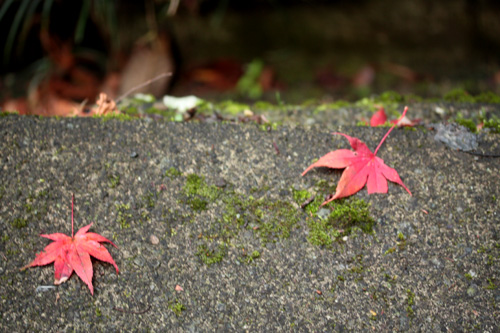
241,250,261,264
115,203,132,229
295,178,374,248
10,217,28,229
196,243,226,266
482,114,500,133
168,299,187,316
2,114,499,331
254,200,300,243
165,167,182,178
184,174,220,201
406,289,415,317
183,174,221,211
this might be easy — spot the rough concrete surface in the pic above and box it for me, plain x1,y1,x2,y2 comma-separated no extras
0,113,499,331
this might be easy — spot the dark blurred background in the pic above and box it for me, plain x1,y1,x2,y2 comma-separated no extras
1,0,500,115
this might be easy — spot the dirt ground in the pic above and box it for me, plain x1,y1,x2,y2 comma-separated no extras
0,106,499,330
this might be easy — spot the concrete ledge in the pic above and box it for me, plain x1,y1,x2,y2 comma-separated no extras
0,115,499,331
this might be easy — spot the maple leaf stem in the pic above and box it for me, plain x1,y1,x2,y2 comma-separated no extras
374,106,408,155
71,193,74,238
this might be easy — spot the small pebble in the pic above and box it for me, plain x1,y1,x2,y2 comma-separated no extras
468,270,477,278
150,235,160,245
431,258,441,268
130,152,139,158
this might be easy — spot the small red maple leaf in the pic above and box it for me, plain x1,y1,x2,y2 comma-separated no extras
22,195,119,295
370,107,420,127
370,107,388,126
303,107,412,205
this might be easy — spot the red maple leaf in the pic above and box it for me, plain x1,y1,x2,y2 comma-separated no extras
303,107,412,205
370,107,388,126
370,107,420,127
22,195,119,295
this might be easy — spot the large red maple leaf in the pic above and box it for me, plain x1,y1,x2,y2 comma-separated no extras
303,107,412,205
22,195,119,295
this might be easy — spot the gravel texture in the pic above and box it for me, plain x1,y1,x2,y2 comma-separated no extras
0,111,499,331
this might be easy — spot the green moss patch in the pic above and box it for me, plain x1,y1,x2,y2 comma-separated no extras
95,113,135,121
482,114,500,133
184,174,372,264
475,91,500,104
196,243,226,266
306,198,373,247
293,182,374,248
11,217,28,229
292,188,311,205
181,174,307,266
406,289,415,317
444,88,479,103
326,198,374,234
307,218,338,247
239,250,261,264
115,203,132,229
108,174,120,188
168,299,186,316
183,174,221,211
452,111,500,134
455,113,477,133
183,174,300,243
165,167,182,178
141,191,156,209
254,200,301,243
292,187,323,215
184,174,220,200
218,191,302,245
216,101,250,115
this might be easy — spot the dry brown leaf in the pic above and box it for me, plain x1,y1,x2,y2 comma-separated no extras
30,87,80,117
118,34,174,97
1,98,29,115
92,93,120,116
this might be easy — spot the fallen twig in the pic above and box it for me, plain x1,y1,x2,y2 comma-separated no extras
462,150,500,158
300,195,316,209
116,72,172,103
